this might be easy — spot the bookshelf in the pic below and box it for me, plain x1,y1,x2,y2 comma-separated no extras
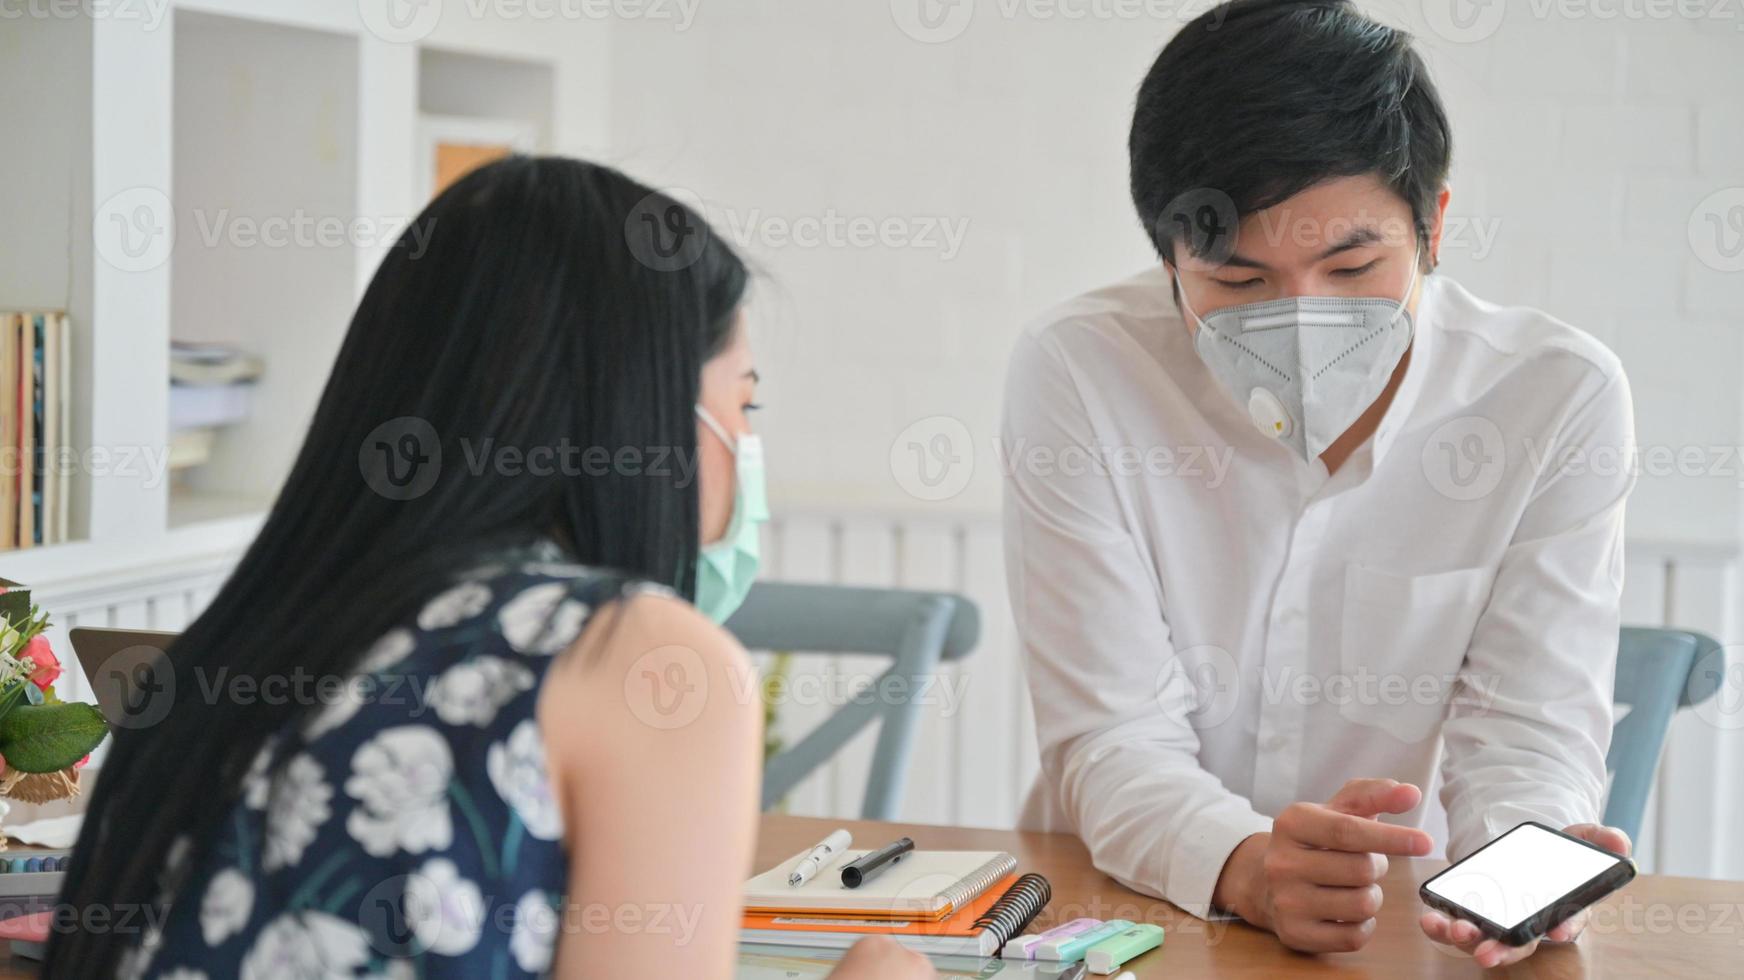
0,0,601,596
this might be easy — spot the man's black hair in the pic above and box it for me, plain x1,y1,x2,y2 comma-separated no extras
1131,0,1452,266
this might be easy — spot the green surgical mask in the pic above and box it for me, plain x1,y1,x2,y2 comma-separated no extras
694,405,768,623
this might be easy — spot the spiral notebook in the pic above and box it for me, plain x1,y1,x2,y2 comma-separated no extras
741,873,1053,957
745,847,1017,919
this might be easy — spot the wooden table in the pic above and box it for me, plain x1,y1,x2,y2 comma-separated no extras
1,816,1737,977
757,814,1744,979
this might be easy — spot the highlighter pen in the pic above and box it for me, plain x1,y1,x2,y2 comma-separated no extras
839,836,914,888
1001,933,1048,959
1084,923,1164,975
1005,918,1100,959
1035,919,1133,962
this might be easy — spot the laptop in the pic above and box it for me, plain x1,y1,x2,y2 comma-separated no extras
66,627,180,733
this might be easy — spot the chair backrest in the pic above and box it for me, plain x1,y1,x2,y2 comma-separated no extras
725,581,980,820
1604,627,1725,843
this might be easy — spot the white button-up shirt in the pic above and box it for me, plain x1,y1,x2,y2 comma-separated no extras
1002,268,1633,917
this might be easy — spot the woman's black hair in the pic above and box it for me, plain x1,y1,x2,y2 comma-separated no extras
44,156,748,977
1131,0,1452,264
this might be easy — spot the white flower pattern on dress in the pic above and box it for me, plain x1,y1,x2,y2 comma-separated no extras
405,857,487,957
497,582,590,655
161,834,193,895
427,656,536,727
114,935,154,980
345,725,454,857
487,719,563,840
356,627,416,674
417,582,492,631
242,743,276,810
510,889,559,973
361,958,418,980
624,580,678,601
303,628,422,740
301,684,366,741
519,560,590,579
142,557,617,977
115,913,166,980
261,754,332,871
238,911,370,980
200,867,255,946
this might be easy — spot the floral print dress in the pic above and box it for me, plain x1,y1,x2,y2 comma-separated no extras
121,545,639,980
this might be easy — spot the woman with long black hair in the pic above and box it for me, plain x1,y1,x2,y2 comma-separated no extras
46,157,932,979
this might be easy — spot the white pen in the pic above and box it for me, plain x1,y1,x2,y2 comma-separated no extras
788,829,852,887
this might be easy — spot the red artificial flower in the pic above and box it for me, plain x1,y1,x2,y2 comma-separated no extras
20,635,61,690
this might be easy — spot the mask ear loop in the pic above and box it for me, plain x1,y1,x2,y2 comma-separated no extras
696,404,746,551
695,405,738,455
1390,246,1423,327
1170,263,1206,331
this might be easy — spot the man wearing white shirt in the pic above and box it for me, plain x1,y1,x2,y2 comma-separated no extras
1001,0,1635,968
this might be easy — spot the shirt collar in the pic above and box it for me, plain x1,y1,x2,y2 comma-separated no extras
1369,273,1441,465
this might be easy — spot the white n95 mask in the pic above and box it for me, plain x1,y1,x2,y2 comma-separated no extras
1177,251,1421,463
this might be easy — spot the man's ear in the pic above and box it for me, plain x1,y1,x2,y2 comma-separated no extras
1428,186,1453,268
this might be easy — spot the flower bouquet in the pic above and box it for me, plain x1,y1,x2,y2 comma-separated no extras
0,580,109,843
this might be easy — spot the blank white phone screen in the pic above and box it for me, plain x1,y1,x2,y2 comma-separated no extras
1426,824,1621,929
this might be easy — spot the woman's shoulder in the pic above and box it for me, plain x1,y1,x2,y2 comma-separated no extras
533,572,755,757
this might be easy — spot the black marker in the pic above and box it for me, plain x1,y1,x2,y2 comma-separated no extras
839,836,914,888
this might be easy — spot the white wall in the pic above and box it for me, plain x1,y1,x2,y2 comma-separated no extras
608,1,1744,541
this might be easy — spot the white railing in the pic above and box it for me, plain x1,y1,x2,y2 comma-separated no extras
10,513,1738,879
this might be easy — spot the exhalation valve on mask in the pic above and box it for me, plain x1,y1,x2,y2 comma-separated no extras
1177,250,1421,462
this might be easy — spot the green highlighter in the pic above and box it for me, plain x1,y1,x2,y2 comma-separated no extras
1036,919,1133,962
1083,922,1164,974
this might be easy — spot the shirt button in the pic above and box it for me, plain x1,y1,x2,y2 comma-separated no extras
1262,733,1289,752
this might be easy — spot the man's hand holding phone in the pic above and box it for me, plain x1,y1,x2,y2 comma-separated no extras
1216,778,1434,952
1419,823,1632,968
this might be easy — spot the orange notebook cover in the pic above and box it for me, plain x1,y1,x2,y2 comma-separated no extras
741,872,1052,958
743,873,1017,936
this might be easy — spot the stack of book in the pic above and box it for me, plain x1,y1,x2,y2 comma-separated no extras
169,341,264,471
1,313,71,551
741,846,1051,957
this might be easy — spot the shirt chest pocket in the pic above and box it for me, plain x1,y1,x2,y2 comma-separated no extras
1338,563,1494,744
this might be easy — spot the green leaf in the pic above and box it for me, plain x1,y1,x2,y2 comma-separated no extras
0,702,109,773
0,584,29,628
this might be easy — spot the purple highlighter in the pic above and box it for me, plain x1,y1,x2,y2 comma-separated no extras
1002,917,1101,960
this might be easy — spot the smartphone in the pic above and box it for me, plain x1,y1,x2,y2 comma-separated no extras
1419,821,1636,946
